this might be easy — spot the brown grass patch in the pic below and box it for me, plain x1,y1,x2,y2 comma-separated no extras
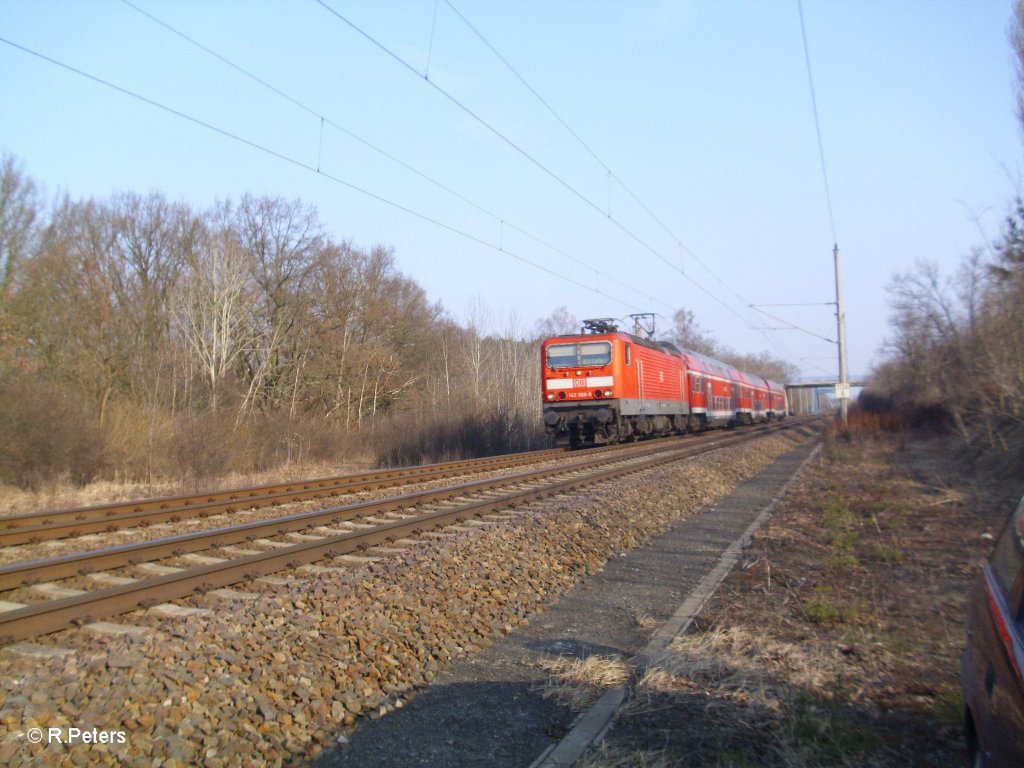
536,655,632,711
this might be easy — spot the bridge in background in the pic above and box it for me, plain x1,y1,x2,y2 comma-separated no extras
784,376,870,415
786,376,869,389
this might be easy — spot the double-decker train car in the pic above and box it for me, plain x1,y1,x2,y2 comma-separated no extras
541,319,787,448
765,378,788,420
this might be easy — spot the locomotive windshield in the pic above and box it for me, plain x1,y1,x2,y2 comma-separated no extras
546,341,612,369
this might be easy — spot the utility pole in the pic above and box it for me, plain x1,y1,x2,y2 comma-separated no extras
833,243,850,426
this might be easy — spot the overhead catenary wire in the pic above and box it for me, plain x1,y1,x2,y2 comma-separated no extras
0,35,651,314
442,0,823,373
797,0,838,246
443,5,768,307
446,5,712,282
443,0,609,173
424,0,440,80
14,3,808,373
313,0,806,374
439,0,805,370
313,0,766,335
750,304,837,343
796,0,850,409
117,0,671,312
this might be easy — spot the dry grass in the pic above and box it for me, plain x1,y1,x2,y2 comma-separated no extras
0,457,373,517
612,625,836,741
536,655,632,711
667,625,837,689
634,613,662,635
577,743,674,768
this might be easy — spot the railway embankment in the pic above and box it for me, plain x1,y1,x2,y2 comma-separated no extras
0,425,816,767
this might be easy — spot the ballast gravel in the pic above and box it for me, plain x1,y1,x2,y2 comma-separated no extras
0,428,817,767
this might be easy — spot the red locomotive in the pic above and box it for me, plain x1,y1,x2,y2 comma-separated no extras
541,318,787,448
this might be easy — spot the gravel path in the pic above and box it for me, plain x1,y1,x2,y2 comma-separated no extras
313,432,820,768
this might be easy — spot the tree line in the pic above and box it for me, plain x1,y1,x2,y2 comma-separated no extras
872,210,1024,446
0,154,796,489
0,154,556,487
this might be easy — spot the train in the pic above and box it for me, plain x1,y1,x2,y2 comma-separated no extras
541,318,787,448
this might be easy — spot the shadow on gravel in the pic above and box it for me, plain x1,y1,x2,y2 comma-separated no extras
309,679,574,768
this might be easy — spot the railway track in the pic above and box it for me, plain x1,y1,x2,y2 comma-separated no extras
0,447,573,546
0,420,809,644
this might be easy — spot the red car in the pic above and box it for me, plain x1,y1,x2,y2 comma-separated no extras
962,495,1024,767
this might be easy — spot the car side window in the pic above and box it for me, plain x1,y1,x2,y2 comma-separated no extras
991,530,1021,595
990,498,1024,621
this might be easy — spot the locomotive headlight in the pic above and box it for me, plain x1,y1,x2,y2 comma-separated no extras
546,393,556,401
604,389,613,397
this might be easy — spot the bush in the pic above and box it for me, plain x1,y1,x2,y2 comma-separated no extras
99,400,178,483
0,369,104,488
371,407,548,467
243,412,369,471
170,410,236,482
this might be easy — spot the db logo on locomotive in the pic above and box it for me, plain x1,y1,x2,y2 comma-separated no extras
573,378,586,388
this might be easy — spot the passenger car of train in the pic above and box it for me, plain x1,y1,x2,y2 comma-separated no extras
541,319,787,448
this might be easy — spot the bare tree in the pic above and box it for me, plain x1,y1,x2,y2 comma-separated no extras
532,306,577,338
877,245,1024,444
462,299,490,406
14,196,130,427
1013,0,1024,138
172,202,256,412
669,307,718,355
108,192,196,407
0,159,553,482
0,154,41,300
235,195,322,414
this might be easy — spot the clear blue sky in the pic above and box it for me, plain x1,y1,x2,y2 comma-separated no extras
1,0,1020,381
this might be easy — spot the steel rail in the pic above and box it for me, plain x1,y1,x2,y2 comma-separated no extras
0,447,579,545
0,421,810,643
0,435,709,590
0,434,708,589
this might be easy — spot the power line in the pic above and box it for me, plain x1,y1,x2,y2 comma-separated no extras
313,0,762,331
118,0,672,312
446,5,774,317
797,0,838,245
314,0,610,220
797,1,849,413
752,302,835,308
443,0,608,173
442,0,765,324
750,305,836,345
425,0,440,80
0,34,650,313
